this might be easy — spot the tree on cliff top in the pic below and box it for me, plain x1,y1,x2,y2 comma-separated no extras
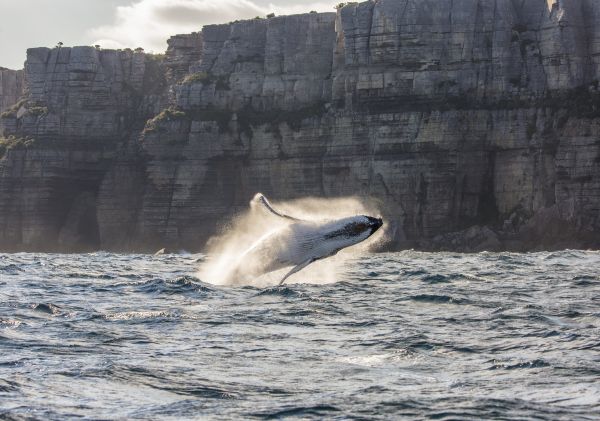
335,2,357,9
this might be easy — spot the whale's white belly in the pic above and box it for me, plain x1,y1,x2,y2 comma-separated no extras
222,194,383,284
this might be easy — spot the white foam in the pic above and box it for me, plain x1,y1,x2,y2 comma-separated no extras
197,194,385,286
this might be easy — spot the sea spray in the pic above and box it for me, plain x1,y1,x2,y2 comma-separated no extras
197,194,385,286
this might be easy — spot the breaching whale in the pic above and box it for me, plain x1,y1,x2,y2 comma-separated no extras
225,194,383,285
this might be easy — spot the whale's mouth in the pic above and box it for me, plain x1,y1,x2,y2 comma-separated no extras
367,216,383,235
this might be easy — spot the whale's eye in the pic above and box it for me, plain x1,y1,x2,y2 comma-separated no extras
324,222,370,239
350,223,368,235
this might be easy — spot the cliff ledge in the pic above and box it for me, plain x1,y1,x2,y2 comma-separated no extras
1,0,599,252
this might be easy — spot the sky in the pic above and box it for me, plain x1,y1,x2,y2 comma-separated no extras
0,0,337,70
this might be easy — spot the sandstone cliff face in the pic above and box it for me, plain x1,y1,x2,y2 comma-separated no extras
0,47,166,251
1,0,599,252
0,68,24,114
328,0,600,250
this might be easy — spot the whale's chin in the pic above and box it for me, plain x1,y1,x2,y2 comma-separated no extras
367,217,383,235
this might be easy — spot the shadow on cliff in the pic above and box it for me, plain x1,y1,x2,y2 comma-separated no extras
196,194,387,287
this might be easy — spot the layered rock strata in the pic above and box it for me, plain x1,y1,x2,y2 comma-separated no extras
0,47,166,251
0,0,599,252
0,67,24,114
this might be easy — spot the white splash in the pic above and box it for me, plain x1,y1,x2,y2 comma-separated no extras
197,194,385,286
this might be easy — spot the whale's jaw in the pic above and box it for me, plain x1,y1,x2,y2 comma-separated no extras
367,216,383,235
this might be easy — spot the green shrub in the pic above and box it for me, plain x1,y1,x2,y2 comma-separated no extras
181,72,212,84
0,136,35,159
144,108,188,133
159,108,187,121
0,99,27,119
27,106,49,116
180,72,230,90
1,101,49,119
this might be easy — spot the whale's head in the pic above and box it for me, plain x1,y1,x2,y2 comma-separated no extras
321,215,383,251
364,216,384,235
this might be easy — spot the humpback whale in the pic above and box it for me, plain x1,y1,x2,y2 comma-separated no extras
225,194,383,285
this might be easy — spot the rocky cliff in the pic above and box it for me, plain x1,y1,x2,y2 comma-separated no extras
1,0,599,252
0,67,24,114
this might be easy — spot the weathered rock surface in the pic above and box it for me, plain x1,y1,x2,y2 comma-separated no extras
0,0,599,252
429,225,502,253
0,47,166,251
165,32,203,84
0,67,24,114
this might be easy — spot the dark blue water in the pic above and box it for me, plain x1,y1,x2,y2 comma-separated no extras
1,251,599,420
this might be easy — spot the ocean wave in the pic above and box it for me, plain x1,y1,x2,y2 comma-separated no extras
0,250,598,419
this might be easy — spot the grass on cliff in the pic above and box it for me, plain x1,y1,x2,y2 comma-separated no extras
143,101,327,138
180,72,230,90
0,136,35,159
27,106,48,116
335,2,358,9
144,108,188,133
0,100,48,119
144,107,234,134
0,99,27,119
181,72,211,84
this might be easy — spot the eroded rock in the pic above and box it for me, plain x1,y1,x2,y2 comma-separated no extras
0,1,598,252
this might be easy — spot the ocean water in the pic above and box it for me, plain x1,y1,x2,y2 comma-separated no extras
0,250,599,420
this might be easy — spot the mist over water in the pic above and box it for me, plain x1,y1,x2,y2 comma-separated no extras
1,250,599,419
198,194,385,286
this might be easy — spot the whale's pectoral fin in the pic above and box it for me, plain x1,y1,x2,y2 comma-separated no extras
278,258,316,285
253,193,302,222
